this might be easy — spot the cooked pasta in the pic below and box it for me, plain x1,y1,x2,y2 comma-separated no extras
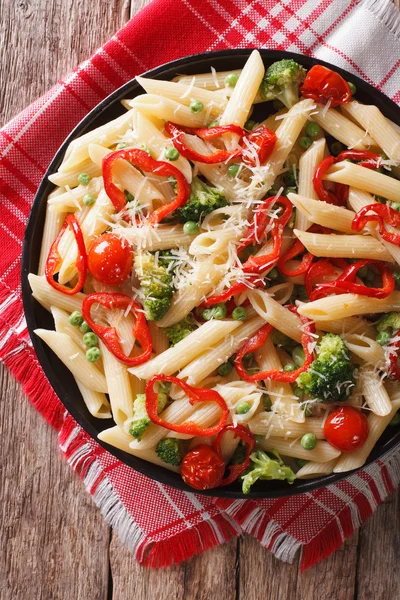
28,52,400,494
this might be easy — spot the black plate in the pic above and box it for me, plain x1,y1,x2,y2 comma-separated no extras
22,49,400,498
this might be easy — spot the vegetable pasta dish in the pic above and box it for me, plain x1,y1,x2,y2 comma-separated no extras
28,50,400,493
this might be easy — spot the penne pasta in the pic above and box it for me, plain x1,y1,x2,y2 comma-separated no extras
259,437,341,463
296,138,326,231
312,107,375,149
359,366,392,416
324,160,400,203
289,193,355,234
294,229,394,262
299,291,400,321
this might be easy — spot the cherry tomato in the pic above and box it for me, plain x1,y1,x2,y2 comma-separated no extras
243,126,277,165
88,233,132,284
324,406,369,452
300,65,351,107
181,444,225,490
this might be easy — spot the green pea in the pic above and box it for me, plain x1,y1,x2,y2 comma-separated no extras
301,433,317,450
266,267,278,281
116,141,127,150
262,394,272,411
165,147,180,161
83,193,96,206
208,120,220,128
305,121,320,138
202,303,227,321
236,401,251,414
183,221,199,235
86,347,101,362
79,321,91,334
69,311,84,326
348,81,357,95
292,346,305,367
391,202,400,212
331,141,345,156
283,363,296,372
78,172,90,186
295,458,308,468
232,306,247,321
190,99,204,114
160,381,171,394
244,119,256,131
376,331,390,345
389,411,400,426
227,163,240,177
393,271,400,287
299,136,312,150
218,361,233,376
273,99,284,110
255,434,264,444
224,73,239,87
83,332,99,347
293,384,304,399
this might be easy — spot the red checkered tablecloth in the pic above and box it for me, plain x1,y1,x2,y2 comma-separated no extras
1,0,400,570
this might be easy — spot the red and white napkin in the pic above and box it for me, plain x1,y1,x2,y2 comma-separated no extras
1,0,400,570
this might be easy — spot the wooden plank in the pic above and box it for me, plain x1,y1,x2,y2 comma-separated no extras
0,365,111,600
239,535,300,600
356,490,400,600
297,533,359,600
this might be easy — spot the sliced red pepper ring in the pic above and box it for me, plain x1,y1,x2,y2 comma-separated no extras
305,258,339,299
277,238,314,277
45,214,87,295
300,65,351,107
313,150,381,206
145,374,228,436
82,292,152,366
212,424,256,487
199,277,263,309
352,203,400,245
311,259,395,300
165,122,277,167
102,148,191,223
165,121,243,164
241,126,277,166
234,305,316,383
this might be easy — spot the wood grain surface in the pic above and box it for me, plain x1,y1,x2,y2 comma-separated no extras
1,1,399,599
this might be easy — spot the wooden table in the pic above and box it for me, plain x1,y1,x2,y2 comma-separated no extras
1,1,400,598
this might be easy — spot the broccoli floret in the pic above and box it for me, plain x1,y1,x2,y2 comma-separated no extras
134,251,175,321
260,59,306,108
156,438,184,466
164,316,198,345
128,392,168,440
241,449,295,494
174,177,228,223
377,313,400,335
296,333,356,403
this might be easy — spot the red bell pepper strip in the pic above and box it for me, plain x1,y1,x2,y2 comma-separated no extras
165,122,277,167
277,238,314,277
145,374,228,436
305,258,338,298
82,292,152,366
234,305,316,383
164,122,244,164
199,277,263,308
212,424,256,487
45,214,87,295
241,126,277,166
300,65,351,107
311,259,394,300
352,203,400,245
313,150,381,206
102,148,190,223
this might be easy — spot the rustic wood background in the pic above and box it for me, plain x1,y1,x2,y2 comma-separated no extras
1,1,400,598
